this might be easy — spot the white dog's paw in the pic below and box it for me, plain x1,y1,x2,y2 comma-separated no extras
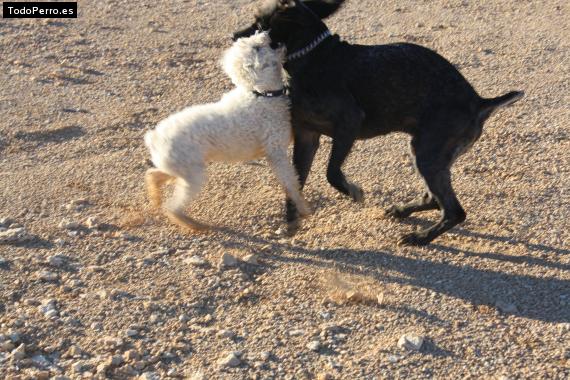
297,201,313,218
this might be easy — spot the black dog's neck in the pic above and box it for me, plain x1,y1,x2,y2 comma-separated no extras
285,24,330,59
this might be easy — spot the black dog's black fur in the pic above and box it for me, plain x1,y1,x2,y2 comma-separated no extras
234,0,523,246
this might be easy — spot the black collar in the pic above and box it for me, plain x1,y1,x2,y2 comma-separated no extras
252,88,287,98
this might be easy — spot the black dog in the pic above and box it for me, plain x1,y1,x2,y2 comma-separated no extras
234,0,523,246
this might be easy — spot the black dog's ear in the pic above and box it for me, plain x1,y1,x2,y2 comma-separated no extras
301,0,345,19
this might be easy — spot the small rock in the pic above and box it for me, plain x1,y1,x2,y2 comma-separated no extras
219,252,238,268
139,371,159,380
38,271,59,282
11,343,27,360
0,256,7,266
184,256,208,266
31,354,51,368
288,329,305,337
0,217,13,227
189,372,206,380
59,219,80,230
216,329,236,339
242,254,259,265
124,349,140,361
91,322,103,331
306,340,321,352
317,374,334,380
71,361,84,373
108,355,124,366
397,334,424,351
260,351,271,361
47,254,66,267
387,354,400,363
218,352,241,368
495,300,518,314
0,227,31,243
84,216,99,229
39,299,58,318
0,341,15,352
8,330,21,343
125,328,138,337
67,345,82,357
178,314,190,323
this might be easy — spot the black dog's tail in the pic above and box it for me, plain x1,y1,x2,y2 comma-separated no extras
478,91,524,120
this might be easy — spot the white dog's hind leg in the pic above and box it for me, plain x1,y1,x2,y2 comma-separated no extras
146,168,173,208
164,166,208,231
266,149,312,217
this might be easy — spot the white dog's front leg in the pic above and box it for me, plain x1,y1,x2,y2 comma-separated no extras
266,149,312,218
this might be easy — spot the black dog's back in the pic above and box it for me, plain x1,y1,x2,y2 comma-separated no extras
293,40,518,138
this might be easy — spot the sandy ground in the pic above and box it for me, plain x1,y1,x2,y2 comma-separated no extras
0,0,569,379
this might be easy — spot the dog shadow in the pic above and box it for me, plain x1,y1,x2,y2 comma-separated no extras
213,225,570,324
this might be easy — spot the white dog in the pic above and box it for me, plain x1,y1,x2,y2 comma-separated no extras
144,32,311,231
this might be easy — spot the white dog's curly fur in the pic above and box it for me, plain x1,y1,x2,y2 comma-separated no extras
144,32,310,231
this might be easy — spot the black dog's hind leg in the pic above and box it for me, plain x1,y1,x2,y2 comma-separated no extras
286,129,321,234
399,135,466,246
385,192,439,219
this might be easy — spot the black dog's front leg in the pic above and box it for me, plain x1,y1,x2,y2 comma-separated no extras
286,129,321,234
326,102,365,202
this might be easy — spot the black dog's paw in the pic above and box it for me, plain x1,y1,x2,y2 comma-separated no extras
384,205,410,219
398,231,431,246
348,183,364,203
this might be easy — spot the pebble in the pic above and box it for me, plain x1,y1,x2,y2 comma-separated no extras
189,372,206,380
67,345,82,357
0,257,7,266
397,334,424,351
242,254,259,265
185,256,208,266
0,217,13,227
306,340,321,352
0,341,15,352
0,227,31,243
124,349,140,361
260,351,271,361
108,354,124,366
31,354,51,368
125,328,139,337
317,374,334,380
288,329,305,337
47,254,66,267
91,322,103,331
38,270,59,282
71,361,84,373
39,299,58,318
8,330,21,343
11,343,27,360
59,219,81,230
495,300,518,314
218,352,241,367
140,371,159,380
84,216,99,229
387,354,401,363
219,252,238,268
217,329,236,339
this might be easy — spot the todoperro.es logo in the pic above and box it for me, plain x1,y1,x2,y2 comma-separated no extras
3,2,77,18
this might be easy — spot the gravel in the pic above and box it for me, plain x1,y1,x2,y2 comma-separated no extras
0,0,568,378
